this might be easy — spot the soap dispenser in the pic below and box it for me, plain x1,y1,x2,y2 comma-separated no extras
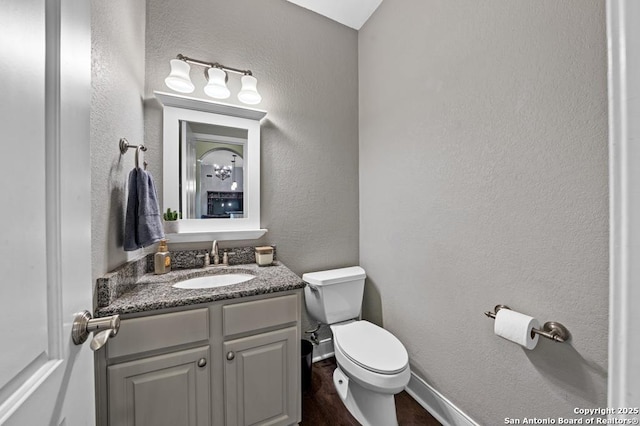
154,239,171,274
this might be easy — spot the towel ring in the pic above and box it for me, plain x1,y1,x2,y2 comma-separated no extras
119,138,148,169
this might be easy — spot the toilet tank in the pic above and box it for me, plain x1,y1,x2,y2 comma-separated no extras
302,266,366,324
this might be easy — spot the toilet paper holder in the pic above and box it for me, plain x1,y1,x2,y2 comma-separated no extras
484,305,571,343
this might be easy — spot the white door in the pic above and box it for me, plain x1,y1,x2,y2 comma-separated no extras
607,0,640,408
0,0,94,424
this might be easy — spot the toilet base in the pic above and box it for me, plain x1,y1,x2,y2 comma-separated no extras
333,367,399,426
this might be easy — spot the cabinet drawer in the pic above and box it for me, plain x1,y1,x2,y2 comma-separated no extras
107,308,209,358
223,294,298,337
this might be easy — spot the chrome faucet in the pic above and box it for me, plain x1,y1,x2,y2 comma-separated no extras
211,240,220,265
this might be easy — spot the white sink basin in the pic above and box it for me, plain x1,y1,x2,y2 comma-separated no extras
172,273,255,289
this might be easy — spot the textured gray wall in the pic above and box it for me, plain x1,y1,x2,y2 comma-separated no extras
91,0,146,285
91,0,359,288
144,0,359,277
143,0,359,335
359,1,608,424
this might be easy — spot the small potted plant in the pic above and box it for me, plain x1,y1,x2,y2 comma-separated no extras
163,208,181,234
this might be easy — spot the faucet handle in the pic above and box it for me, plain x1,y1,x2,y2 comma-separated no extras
222,250,236,265
196,251,210,267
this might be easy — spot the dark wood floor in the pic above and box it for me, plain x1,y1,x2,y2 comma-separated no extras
301,358,442,426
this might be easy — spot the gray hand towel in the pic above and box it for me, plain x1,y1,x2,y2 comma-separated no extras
124,168,165,251
124,168,140,251
136,169,165,248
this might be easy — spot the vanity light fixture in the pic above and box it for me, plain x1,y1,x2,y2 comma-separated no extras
164,54,262,105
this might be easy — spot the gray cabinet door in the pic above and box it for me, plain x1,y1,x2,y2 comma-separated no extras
224,326,299,426
108,346,211,426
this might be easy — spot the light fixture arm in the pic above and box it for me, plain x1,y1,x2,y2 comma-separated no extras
176,53,253,76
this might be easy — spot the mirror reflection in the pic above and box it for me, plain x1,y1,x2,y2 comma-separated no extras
181,121,248,219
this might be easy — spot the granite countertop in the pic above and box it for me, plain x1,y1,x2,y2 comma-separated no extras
95,261,305,317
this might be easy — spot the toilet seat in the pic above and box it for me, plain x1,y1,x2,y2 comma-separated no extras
333,321,408,375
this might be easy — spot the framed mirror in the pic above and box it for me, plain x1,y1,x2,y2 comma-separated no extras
156,91,267,241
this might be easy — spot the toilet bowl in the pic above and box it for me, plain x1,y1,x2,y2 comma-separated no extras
331,321,410,393
302,267,411,426
330,320,411,426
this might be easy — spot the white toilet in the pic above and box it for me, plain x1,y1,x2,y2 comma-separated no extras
302,266,410,426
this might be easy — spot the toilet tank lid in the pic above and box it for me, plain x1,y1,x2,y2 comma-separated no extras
302,266,366,286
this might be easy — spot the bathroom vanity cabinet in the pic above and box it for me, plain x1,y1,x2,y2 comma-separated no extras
95,290,302,426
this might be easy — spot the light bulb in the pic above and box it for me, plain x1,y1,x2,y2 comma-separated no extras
204,68,231,99
231,181,238,191
238,75,262,105
164,59,194,93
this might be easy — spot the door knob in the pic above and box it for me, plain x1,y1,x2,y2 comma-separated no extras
72,310,120,351
226,351,235,361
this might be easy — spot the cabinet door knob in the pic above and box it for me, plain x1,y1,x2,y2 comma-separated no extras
197,358,207,368
226,351,235,361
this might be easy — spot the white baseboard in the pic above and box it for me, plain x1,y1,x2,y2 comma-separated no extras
312,338,334,363
405,372,479,426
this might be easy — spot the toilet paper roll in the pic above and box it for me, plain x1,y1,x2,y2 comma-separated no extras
494,309,540,350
